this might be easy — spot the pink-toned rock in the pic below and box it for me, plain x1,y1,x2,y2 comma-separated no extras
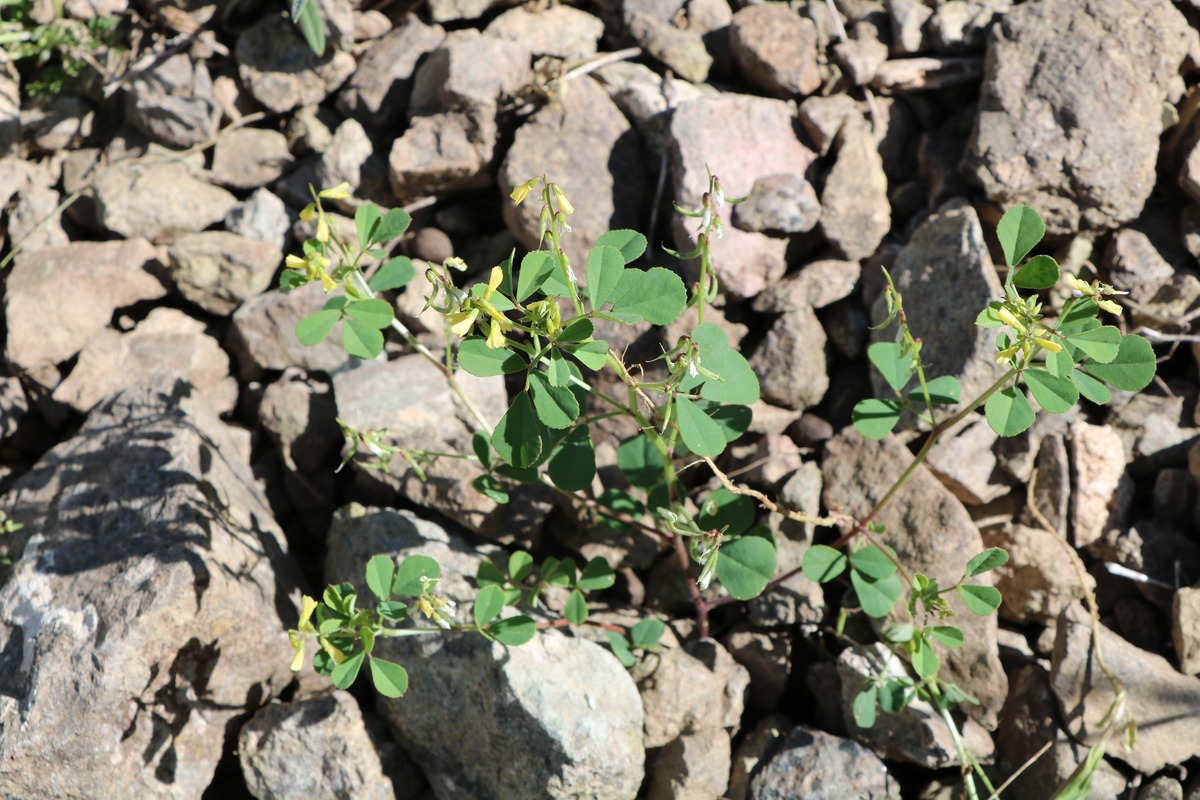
1070,421,1133,548
729,4,821,97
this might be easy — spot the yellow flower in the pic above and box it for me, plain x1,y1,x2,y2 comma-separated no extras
1097,299,1122,315
995,344,1021,363
319,182,352,200
285,254,307,270
1064,273,1090,294
551,184,574,215
316,214,330,244
1034,336,1063,353
319,269,337,292
996,307,1026,333
447,308,479,336
299,204,316,223
289,595,319,672
510,178,539,205
486,320,507,349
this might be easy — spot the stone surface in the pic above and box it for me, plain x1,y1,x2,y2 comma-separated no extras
639,638,749,748
388,111,497,201
168,231,283,316
820,119,891,260
823,429,1007,727
239,692,394,800
751,306,828,412
981,523,1092,624
0,392,296,798
1175,586,1200,675
484,6,604,60
210,127,294,190
21,95,93,153
646,727,731,800
733,173,820,234
1070,421,1133,549
224,188,292,252
0,374,27,444
722,625,792,712
753,260,861,313
125,53,220,149
7,179,68,252
926,416,1009,505
93,159,238,243
749,462,825,627
410,29,530,116
336,16,445,129
728,714,790,800
4,238,168,372
227,283,358,380
729,4,821,98
963,0,1196,233
0,53,18,157
324,504,645,800
623,0,713,83
798,94,859,156
236,13,356,114
749,723,898,800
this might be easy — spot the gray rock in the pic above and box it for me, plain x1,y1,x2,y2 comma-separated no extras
963,0,1196,233
729,4,821,98
1069,421,1132,549
314,118,374,208
870,201,1005,405
929,0,1010,53
625,0,713,83
1089,518,1200,599
20,95,93,154
798,94,860,157
753,260,861,314
594,61,704,152
168,231,283,315
749,724,898,800
388,111,497,202
1140,778,1184,800
7,180,68,251
0,374,26,444
728,714,791,800
124,53,221,149
501,75,645,270
823,429,1007,728
62,0,126,17
324,504,645,800
926,416,1009,505
236,12,357,115
1020,431,1070,533
0,391,296,798
52,307,238,416
1103,228,1176,304
0,53,19,157
722,626,792,712
820,118,891,261
4,238,168,372
227,283,357,380
427,0,503,23
93,159,239,243
224,188,292,251
1052,602,1200,773
1153,468,1194,525
337,17,445,130
210,127,294,191
647,727,732,800
1108,393,1200,473
750,306,828,412
485,5,605,60
640,638,749,748
833,31,889,86
733,173,821,234
239,692,394,800
981,523,1092,624
749,463,826,627
410,29,531,116
1174,586,1200,675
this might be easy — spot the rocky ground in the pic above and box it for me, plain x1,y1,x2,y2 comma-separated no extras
2,0,1200,798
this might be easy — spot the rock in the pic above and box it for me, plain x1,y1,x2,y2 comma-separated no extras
4,238,168,372
981,523,1092,624
929,0,1010,53
625,0,713,83
798,94,859,157
926,416,1010,505
594,61,704,151
963,0,1196,233
236,12,357,114
485,6,605,60
749,463,825,627
20,95,93,154
93,159,239,243
1020,431,1070,533
7,180,68,251
168,231,283,315
1109,393,1200,473
337,17,445,129
1177,585,1200,675
210,127,294,190
0,374,26,444
52,307,238,416
324,504,645,800
501,75,645,270
733,173,821,234
1103,228,1177,304
1052,602,1200,773
749,723,898,800
410,29,531,116
823,429,1007,727
1153,468,1194,525
646,727,731,800
833,31,890,86
837,643,995,767
639,638,749,748
751,306,828,412
820,119,891,260
870,200,1006,405
1140,778,1184,800
722,625,792,712
224,188,292,252
728,714,791,800
1090,518,1200,598
124,53,221,149
388,111,497,201
753,260,861,313
62,0,127,17
0,391,296,798
427,0,503,23
729,4,821,97
314,118,374,206
0,53,19,157
669,93,816,299
227,283,357,380
1070,421,1133,549
239,692,394,800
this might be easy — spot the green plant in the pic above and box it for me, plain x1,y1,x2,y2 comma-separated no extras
288,0,324,57
282,181,1154,797
0,0,123,97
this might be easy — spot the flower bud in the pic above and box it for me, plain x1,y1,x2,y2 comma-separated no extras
996,307,1026,333
1097,299,1122,315
1034,337,1063,353
318,182,352,200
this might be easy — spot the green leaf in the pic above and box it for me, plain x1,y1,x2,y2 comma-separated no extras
377,601,409,622
472,430,491,469
715,535,776,600
365,555,395,602
852,398,902,440
803,545,848,583
1059,297,1098,328
606,631,636,667
369,256,415,292
548,426,595,492
296,309,341,346
975,303,1003,328
930,625,965,649
488,614,536,645
492,391,544,468
851,571,904,618
547,349,572,387
881,622,915,644
472,474,509,504
596,488,644,531
708,403,753,445
1069,325,1122,364
959,584,1002,615
508,551,534,583
674,395,726,457
457,338,526,377
341,318,382,360
853,686,878,729
1045,347,1075,378
629,618,665,648
1024,368,1078,414
586,245,625,309
393,555,440,596
985,387,1036,437
617,435,665,489
330,651,365,689
607,267,687,325
965,548,1009,577
912,636,940,678
906,375,961,406
996,205,1044,267
293,0,326,56
473,584,506,626
850,545,897,580
1070,369,1111,404
690,324,761,405
516,251,556,302
564,589,588,624
1012,254,1060,289
697,487,756,537
556,318,593,343
578,557,616,591
595,229,647,263
564,340,610,370
355,204,381,249
372,209,411,245
1082,334,1156,391
527,370,580,429
345,298,394,329
369,658,409,698
867,342,913,392
878,678,913,713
